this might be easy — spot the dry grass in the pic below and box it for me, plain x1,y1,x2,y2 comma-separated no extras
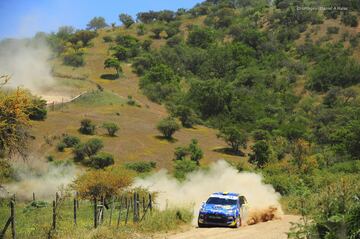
30,20,244,170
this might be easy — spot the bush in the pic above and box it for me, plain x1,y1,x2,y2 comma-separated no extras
57,142,66,152
217,126,247,152
157,117,180,139
83,138,103,157
88,152,114,169
187,27,215,48
341,14,358,27
27,98,47,121
62,135,80,147
63,52,84,67
102,122,119,136
79,119,96,135
125,161,157,173
174,159,197,181
249,140,270,168
73,166,134,199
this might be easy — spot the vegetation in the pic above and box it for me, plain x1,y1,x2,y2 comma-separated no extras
125,161,157,173
79,119,96,135
87,16,108,30
104,58,122,77
102,122,119,137
156,117,180,139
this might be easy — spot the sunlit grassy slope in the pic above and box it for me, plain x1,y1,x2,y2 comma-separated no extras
30,18,244,170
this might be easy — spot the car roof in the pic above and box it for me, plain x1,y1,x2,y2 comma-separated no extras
209,192,240,200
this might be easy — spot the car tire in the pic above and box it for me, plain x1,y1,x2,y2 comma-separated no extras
198,222,205,228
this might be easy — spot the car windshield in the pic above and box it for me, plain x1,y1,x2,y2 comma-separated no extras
206,197,237,205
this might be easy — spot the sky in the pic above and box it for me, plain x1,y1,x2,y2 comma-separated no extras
0,0,203,39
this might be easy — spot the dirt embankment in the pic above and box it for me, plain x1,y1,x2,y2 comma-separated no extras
156,215,300,239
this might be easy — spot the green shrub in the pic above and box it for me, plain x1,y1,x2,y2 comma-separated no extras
83,138,103,157
57,142,66,152
102,122,119,136
156,117,180,139
88,152,114,169
174,159,197,181
341,14,358,27
125,161,157,173
63,52,84,67
62,135,80,147
79,119,96,135
27,98,47,121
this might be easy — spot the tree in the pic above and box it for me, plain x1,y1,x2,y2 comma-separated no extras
174,146,189,160
102,122,119,136
119,13,135,28
188,139,203,165
83,138,103,157
0,85,31,158
87,16,108,30
56,26,75,40
89,152,114,169
157,117,180,139
111,45,128,61
27,97,47,121
171,105,197,128
63,52,84,67
249,140,270,168
217,126,247,152
79,119,96,135
104,58,122,77
62,135,80,148
73,167,134,199
187,27,215,48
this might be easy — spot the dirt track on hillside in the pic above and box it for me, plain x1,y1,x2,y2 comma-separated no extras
156,215,299,239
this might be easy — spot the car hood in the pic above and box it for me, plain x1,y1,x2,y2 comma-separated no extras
201,204,237,215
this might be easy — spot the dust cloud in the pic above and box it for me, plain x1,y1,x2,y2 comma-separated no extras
133,160,283,224
0,37,55,94
0,159,77,201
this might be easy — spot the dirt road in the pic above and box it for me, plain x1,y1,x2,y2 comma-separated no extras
158,215,299,239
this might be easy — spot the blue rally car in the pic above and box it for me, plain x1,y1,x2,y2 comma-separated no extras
198,192,248,228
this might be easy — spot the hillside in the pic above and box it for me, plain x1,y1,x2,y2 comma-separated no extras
1,0,360,238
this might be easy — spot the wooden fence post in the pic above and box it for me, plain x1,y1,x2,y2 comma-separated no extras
109,197,114,226
10,195,16,239
52,200,56,230
125,198,130,225
93,197,98,228
32,192,35,202
149,193,152,213
116,198,122,228
73,198,77,225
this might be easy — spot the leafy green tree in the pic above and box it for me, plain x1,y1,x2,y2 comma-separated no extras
87,16,108,30
142,39,152,51
104,58,122,76
88,152,114,169
70,30,97,46
27,98,47,121
119,13,135,28
174,159,197,181
188,139,203,165
249,140,270,168
217,126,247,152
62,135,80,148
102,122,119,136
56,26,75,40
111,45,128,61
63,52,84,67
125,161,157,173
79,119,96,135
171,105,197,128
137,24,146,35
157,117,180,139
83,138,103,158
187,27,215,48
